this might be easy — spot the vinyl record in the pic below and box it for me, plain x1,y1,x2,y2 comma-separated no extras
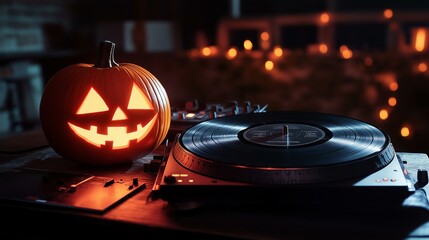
172,111,395,184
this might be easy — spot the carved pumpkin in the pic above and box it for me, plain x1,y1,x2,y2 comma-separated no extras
39,40,171,165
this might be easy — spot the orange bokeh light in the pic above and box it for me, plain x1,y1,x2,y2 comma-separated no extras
388,97,397,107
226,47,238,60
319,44,328,54
379,109,389,120
401,127,410,137
383,9,393,19
415,28,427,52
418,62,428,72
340,45,353,59
244,40,253,51
273,46,283,57
389,82,399,91
201,47,211,56
320,13,330,24
260,31,270,41
265,60,274,71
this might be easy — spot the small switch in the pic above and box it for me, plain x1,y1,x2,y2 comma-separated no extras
133,177,139,186
104,178,115,187
243,101,251,113
68,184,77,192
209,106,218,119
177,112,186,119
253,104,261,113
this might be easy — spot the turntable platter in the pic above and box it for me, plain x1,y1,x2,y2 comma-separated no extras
173,111,395,184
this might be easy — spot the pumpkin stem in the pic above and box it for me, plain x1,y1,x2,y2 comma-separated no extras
94,40,119,68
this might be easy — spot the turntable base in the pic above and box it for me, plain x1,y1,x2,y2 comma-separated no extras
153,111,417,208
154,139,414,208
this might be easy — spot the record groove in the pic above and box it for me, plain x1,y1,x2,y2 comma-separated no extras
173,111,395,184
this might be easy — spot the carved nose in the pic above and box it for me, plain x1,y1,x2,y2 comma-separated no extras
112,107,128,121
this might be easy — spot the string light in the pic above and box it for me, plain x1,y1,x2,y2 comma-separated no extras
379,109,389,120
401,127,410,137
244,40,253,51
418,62,428,72
340,45,353,59
260,32,270,50
415,28,427,52
226,47,238,60
260,32,270,41
388,97,397,107
319,44,328,54
201,47,211,56
383,9,393,19
320,12,330,24
273,46,283,57
389,82,398,91
185,24,429,152
265,60,274,71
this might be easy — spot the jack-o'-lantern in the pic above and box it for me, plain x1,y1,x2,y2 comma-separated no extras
39,40,171,165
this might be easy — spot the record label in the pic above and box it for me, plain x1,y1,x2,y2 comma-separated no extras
242,123,327,147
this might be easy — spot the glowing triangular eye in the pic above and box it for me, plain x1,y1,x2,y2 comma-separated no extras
76,87,109,114
127,83,153,109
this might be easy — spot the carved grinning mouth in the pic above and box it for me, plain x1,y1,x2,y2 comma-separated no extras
68,115,157,149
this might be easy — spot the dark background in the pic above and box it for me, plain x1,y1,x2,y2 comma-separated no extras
2,0,429,155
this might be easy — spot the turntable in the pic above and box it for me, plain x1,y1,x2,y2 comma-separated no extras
153,111,417,208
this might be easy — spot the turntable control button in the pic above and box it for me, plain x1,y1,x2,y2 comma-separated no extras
225,101,238,115
209,106,218,119
177,112,186,119
133,177,139,186
68,184,77,192
253,104,261,112
243,101,252,113
231,106,239,115
164,175,176,184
